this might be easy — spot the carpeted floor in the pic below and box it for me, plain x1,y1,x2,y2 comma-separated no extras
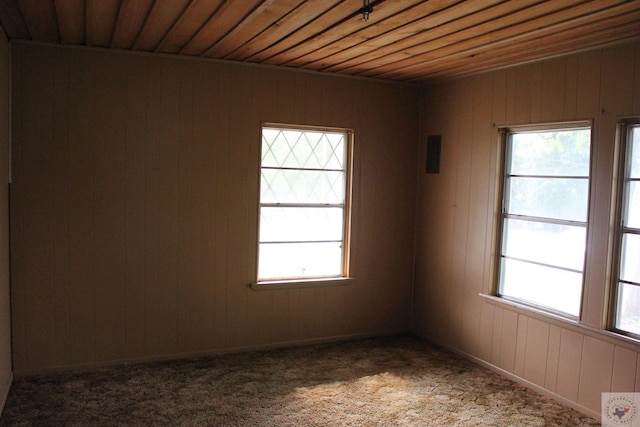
0,335,599,426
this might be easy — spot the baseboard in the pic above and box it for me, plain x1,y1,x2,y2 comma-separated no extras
418,334,601,422
0,371,12,416
13,328,411,377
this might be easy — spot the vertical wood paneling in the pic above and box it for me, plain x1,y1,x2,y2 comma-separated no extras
513,314,528,377
447,79,473,350
176,60,194,351
544,325,561,392
223,63,252,349
563,55,578,119
529,63,543,123
415,40,640,417
460,74,493,355
611,345,638,392
187,61,217,350
92,52,127,361
478,301,494,361
575,49,601,119
155,59,181,354
489,306,503,366
213,63,231,349
21,47,56,370
51,47,70,366
522,317,549,386
540,58,566,122
514,65,533,123
123,54,148,358
556,328,584,402
11,43,418,374
0,31,12,409
67,49,96,364
584,43,635,327
578,337,614,410
9,43,25,370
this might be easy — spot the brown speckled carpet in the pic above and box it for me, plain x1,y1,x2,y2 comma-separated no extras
0,335,598,426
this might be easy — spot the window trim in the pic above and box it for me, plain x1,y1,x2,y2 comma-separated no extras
253,122,355,288
492,120,594,319
609,118,640,339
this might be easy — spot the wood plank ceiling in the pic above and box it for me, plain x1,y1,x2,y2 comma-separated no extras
0,0,639,83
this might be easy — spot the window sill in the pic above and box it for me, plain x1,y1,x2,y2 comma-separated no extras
479,293,640,350
251,277,355,291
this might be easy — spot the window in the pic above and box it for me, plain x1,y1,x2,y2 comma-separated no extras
257,124,352,283
613,121,640,337
496,123,591,317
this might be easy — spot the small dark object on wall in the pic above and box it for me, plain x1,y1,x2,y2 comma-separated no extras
426,135,441,174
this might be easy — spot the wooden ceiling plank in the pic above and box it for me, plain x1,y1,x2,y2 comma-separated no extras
132,0,191,51
411,19,640,83
287,0,475,68
348,0,627,77
264,0,426,66
18,0,60,43
54,0,85,45
394,10,640,82
179,0,264,56
304,0,508,70
155,0,225,53
86,0,121,47
243,0,355,63
0,0,31,39
322,0,540,73
111,0,155,49
226,0,343,61
204,0,307,59
344,0,599,75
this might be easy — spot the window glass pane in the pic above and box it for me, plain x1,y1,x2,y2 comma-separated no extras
616,282,640,336
502,219,586,271
262,129,344,169
261,169,344,204
500,258,582,316
510,129,590,176
258,242,342,280
507,177,589,221
626,181,640,228
630,127,640,178
620,233,640,284
260,207,343,242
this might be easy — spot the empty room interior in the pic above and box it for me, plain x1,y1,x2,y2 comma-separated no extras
0,0,640,424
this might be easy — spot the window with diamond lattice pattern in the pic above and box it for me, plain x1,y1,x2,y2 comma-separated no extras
258,125,352,281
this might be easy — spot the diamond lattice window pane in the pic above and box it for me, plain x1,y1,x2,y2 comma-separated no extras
261,128,345,170
261,169,344,204
260,207,343,242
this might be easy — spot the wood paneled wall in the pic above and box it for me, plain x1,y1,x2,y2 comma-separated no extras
9,42,418,374
413,39,640,418
0,31,12,411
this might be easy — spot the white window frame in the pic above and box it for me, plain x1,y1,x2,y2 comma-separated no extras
252,123,354,290
494,121,592,318
611,118,640,338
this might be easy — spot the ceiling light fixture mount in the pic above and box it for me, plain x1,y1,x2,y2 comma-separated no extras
360,0,373,22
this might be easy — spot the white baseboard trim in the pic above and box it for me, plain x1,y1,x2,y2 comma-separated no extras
0,371,12,416
419,334,601,422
